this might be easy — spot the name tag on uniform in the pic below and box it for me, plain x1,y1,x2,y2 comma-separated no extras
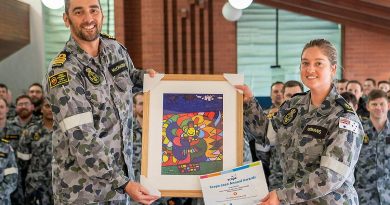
4,135,19,140
302,125,328,139
339,117,359,134
109,60,127,76
0,152,7,158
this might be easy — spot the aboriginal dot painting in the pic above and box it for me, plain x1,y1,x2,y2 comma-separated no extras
161,93,223,175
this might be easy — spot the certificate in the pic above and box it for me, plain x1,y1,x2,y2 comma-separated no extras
199,161,268,205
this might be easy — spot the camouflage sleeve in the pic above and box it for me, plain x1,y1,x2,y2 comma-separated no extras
0,146,18,199
243,97,269,147
45,67,128,189
276,113,363,203
125,51,145,89
17,129,32,171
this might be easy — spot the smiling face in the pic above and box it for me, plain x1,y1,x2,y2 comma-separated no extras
63,0,104,43
300,46,336,92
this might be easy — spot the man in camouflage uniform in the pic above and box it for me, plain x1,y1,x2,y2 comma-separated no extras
0,97,18,205
0,139,18,205
2,95,38,205
18,100,54,204
43,0,158,204
355,89,390,204
241,85,363,204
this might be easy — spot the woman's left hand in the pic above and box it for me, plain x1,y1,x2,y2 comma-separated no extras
145,69,157,77
258,190,280,205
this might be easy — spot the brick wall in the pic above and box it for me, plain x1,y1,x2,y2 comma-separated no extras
343,26,390,82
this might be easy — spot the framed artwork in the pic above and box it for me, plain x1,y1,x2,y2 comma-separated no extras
141,74,243,197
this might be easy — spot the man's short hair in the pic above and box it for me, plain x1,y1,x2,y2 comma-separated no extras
365,78,376,86
367,89,387,102
378,80,390,87
282,80,304,94
0,97,8,107
270,81,284,92
65,0,102,14
346,80,363,91
337,79,348,83
28,82,43,91
15,95,32,105
0,83,8,91
133,92,144,104
341,92,357,107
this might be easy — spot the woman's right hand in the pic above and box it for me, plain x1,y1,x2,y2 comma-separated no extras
235,85,254,103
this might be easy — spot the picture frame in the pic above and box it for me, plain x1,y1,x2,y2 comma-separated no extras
141,74,243,197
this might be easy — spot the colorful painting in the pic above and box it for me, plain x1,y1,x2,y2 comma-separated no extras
161,93,223,175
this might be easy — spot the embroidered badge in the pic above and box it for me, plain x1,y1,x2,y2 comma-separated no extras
52,51,69,68
339,117,359,134
49,71,70,88
302,125,328,139
84,67,101,85
108,60,127,76
100,33,116,40
0,152,7,158
335,98,355,114
363,134,369,145
283,108,297,125
33,133,40,141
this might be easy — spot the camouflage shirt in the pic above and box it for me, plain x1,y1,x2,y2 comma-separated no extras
43,34,144,204
244,86,363,204
132,119,142,183
0,139,18,204
18,120,53,204
355,119,390,205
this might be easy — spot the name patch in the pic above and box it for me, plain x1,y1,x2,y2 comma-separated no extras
108,60,127,76
4,135,19,140
49,71,70,88
302,125,328,139
0,152,7,158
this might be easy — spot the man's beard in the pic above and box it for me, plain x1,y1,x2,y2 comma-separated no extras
17,109,32,119
69,18,102,42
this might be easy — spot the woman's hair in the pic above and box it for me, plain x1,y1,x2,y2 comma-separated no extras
301,39,337,66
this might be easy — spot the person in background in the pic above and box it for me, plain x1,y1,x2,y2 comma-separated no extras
378,80,390,93
0,84,16,119
18,99,54,204
355,89,390,204
27,83,44,117
43,0,159,204
347,80,369,120
282,80,304,100
336,79,348,94
363,78,376,98
265,82,284,118
238,39,363,204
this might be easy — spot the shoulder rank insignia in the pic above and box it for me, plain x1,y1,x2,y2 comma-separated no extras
84,67,101,85
283,108,298,125
100,33,116,40
1,139,9,143
49,71,70,88
363,134,369,145
52,51,70,68
291,91,307,98
335,98,355,114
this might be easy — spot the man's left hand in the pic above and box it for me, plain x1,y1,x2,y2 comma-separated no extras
145,69,157,77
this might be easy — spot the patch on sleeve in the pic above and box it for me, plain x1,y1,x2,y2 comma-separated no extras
302,125,328,139
363,134,370,145
0,152,7,158
339,117,359,134
49,71,70,88
108,60,128,76
52,51,69,68
33,133,41,141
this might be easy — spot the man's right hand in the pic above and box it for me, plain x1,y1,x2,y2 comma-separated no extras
125,182,160,205
235,85,254,103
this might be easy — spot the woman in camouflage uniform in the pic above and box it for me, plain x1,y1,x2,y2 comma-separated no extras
237,39,364,205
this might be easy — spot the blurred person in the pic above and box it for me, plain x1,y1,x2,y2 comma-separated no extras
363,78,376,97
238,39,363,204
347,80,369,119
27,83,44,117
265,82,284,117
355,89,389,204
336,79,348,93
18,99,54,204
378,80,390,93
282,80,304,100
0,84,16,119
341,92,358,111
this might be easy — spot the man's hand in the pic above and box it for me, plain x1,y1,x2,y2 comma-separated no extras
259,190,280,205
125,182,160,205
145,69,157,78
235,85,254,103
